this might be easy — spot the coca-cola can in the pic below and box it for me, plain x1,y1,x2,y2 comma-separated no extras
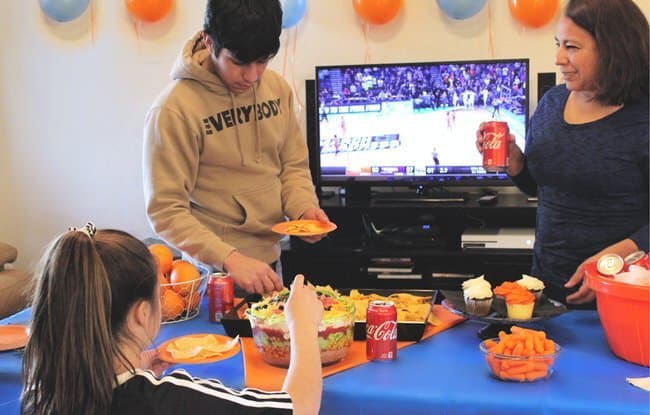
597,254,625,276
208,272,234,323
624,251,649,270
482,121,510,172
366,300,397,361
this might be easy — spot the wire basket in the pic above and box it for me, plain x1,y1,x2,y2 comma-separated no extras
160,268,209,324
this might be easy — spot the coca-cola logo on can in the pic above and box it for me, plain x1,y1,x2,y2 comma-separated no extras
366,320,398,341
482,121,509,172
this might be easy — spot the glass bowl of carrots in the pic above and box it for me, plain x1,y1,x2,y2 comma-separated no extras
479,326,561,382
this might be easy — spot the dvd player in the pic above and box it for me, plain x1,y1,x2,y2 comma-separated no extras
461,228,535,250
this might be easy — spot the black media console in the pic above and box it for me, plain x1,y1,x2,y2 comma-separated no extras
281,191,536,291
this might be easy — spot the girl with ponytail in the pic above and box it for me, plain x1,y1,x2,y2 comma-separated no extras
22,223,323,415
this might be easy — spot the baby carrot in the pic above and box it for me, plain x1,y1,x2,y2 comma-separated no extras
500,373,527,382
503,361,535,375
525,370,548,382
533,361,549,371
544,339,555,354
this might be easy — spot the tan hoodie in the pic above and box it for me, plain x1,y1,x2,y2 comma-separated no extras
143,31,318,268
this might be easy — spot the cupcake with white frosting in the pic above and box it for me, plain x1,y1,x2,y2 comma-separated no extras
463,275,493,316
515,274,545,301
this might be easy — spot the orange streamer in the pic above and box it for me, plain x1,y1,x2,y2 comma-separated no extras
362,22,372,64
289,26,304,114
487,1,494,58
133,19,141,52
281,30,289,78
90,0,95,45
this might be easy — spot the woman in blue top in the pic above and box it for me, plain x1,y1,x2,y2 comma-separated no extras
477,0,649,307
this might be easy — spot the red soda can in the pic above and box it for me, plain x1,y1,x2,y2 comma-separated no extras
597,254,625,276
208,272,234,323
624,251,649,270
482,121,510,172
366,300,397,361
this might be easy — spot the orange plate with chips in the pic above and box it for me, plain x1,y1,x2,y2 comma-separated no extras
158,333,240,364
271,219,337,236
0,325,29,351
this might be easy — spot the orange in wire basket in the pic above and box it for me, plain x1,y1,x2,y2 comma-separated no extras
169,260,201,296
161,288,185,320
149,244,174,275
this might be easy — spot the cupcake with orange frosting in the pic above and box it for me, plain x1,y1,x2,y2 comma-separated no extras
505,287,536,320
492,281,520,316
515,274,545,301
494,281,535,320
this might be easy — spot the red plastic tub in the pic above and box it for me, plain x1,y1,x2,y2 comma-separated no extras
585,261,649,367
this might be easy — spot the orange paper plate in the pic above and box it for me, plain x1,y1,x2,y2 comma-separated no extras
0,325,29,351
271,220,337,236
158,333,240,364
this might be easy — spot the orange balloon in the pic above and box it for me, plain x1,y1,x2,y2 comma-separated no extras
352,0,403,25
508,0,559,29
125,0,173,23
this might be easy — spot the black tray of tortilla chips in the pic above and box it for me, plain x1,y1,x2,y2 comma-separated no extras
344,289,437,342
221,290,438,342
221,294,261,338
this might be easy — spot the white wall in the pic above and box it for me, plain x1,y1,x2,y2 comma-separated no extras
1,0,648,270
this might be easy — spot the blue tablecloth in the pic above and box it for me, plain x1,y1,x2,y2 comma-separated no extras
1,302,648,414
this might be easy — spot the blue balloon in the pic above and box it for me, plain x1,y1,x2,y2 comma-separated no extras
437,0,487,20
39,0,90,23
280,0,307,29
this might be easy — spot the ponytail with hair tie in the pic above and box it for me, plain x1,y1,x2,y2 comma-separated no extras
68,222,96,238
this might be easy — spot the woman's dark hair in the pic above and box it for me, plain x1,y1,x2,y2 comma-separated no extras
565,0,649,105
21,228,157,415
203,0,282,64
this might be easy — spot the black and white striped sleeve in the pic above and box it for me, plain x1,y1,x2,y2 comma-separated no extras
112,369,293,415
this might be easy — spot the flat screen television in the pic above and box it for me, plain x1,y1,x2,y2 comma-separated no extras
310,58,529,201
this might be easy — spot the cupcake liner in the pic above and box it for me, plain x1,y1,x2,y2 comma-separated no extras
465,296,494,316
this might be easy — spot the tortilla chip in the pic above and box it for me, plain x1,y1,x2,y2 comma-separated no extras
166,334,239,360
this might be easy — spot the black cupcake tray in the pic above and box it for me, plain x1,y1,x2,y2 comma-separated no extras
440,290,567,339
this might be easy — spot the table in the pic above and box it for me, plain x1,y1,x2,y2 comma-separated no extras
1,302,649,414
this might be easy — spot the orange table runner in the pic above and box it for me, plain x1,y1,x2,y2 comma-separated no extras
242,304,466,390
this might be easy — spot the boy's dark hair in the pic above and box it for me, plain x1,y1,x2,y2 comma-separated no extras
565,0,649,105
203,0,282,64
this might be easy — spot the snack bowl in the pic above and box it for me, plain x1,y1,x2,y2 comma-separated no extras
585,261,650,366
246,287,355,367
479,338,561,382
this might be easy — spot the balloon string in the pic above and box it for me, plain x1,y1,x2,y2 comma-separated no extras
133,19,141,52
487,1,495,58
290,26,304,114
281,30,289,78
90,0,95,46
362,22,371,64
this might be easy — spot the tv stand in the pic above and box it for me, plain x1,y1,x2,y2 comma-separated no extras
374,186,467,203
281,192,537,290
373,191,466,204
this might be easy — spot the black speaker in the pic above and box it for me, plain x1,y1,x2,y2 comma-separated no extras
537,72,556,103
304,79,320,196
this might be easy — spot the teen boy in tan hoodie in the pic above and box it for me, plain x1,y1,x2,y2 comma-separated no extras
143,0,330,295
